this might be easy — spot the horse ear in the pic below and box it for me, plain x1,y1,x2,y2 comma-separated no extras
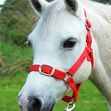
30,0,49,15
65,0,78,13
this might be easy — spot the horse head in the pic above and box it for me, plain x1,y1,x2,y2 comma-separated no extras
18,0,94,110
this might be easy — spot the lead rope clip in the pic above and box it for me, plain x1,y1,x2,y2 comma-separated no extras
64,102,76,111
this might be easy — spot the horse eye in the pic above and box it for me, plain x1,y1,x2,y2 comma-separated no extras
63,38,77,49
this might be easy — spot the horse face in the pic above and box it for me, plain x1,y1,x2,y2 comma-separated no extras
18,0,92,111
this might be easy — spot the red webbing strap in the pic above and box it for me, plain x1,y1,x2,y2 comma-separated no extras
53,69,66,80
63,47,93,102
30,65,67,80
86,22,94,68
29,65,81,102
62,77,81,102
86,29,94,68
67,9,94,76
67,47,92,76
63,9,94,102
30,65,40,72
84,9,87,18
84,8,94,68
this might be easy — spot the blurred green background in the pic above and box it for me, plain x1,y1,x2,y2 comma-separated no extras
0,0,110,111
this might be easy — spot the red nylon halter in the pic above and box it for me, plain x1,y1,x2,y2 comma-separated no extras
29,9,94,103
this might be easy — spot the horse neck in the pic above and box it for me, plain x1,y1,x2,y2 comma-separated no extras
83,2,111,105
83,1,111,78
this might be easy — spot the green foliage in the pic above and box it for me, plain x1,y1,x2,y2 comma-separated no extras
0,0,36,75
0,0,37,44
0,73,26,111
0,42,32,76
7,29,25,44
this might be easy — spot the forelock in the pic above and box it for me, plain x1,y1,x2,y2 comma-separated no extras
37,0,66,34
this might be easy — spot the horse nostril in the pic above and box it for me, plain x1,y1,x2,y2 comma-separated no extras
28,97,42,111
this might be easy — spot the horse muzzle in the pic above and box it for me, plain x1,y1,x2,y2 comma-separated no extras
18,95,55,111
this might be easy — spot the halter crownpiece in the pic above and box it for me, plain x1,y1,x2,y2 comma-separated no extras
29,9,94,104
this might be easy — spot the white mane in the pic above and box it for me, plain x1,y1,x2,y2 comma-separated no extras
81,0,111,22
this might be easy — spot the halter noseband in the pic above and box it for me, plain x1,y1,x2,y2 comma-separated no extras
29,9,94,103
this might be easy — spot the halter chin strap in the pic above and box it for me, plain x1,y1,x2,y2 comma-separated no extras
29,9,94,103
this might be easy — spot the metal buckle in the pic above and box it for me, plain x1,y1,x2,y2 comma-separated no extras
39,65,55,76
64,101,76,111
64,73,72,81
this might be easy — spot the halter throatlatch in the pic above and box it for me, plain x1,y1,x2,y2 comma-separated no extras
29,9,94,103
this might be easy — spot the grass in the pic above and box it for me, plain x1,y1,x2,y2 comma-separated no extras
0,73,26,111
0,42,32,76
0,0,36,44
0,73,108,111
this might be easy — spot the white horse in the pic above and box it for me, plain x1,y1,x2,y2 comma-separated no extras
18,0,111,111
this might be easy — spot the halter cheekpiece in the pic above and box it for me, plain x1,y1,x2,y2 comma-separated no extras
29,9,94,103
